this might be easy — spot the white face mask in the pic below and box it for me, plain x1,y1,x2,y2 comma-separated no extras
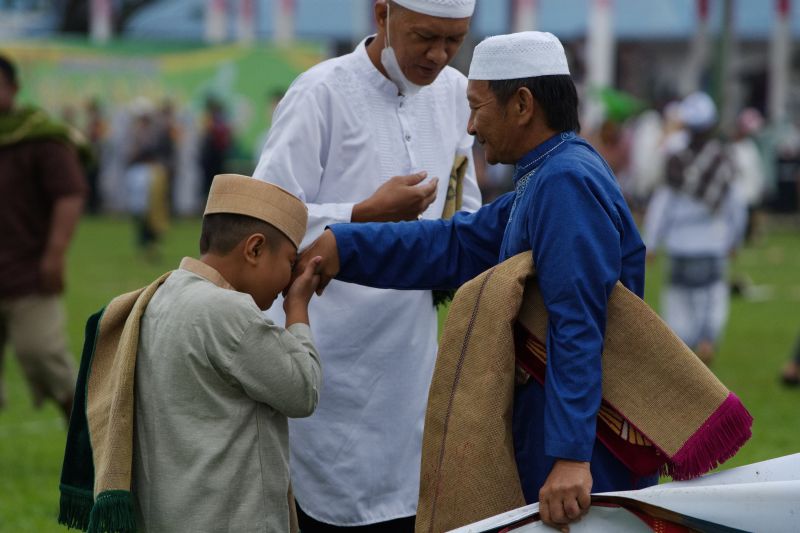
380,3,423,96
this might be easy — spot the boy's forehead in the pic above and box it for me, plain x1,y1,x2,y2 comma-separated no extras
277,233,298,254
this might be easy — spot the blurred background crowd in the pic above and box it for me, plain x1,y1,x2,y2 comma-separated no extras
2,0,799,219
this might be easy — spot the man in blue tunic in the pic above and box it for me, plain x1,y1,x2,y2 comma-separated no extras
297,31,657,530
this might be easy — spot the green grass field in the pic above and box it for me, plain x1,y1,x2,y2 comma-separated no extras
1,216,799,532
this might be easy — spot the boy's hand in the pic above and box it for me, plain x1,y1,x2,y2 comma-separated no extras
284,256,322,326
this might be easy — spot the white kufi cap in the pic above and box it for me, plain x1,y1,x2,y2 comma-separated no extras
680,91,717,131
393,0,475,18
468,31,570,81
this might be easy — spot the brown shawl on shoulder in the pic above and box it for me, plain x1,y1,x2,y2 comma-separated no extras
417,253,752,532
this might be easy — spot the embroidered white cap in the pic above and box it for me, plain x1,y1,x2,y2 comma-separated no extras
680,91,717,131
393,0,475,18
468,31,570,81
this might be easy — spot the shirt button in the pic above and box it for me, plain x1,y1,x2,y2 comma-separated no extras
399,101,404,108
405,134,411,141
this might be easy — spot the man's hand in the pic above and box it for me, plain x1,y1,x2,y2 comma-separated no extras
538,460,592,532
352,172,438,222
283,256,322,326
41,194,84,294
40,250,66,294
293,230,340,296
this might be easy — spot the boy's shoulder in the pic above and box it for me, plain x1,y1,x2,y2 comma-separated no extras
154,269,266,333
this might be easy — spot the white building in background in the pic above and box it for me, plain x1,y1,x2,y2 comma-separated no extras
0,0,58,39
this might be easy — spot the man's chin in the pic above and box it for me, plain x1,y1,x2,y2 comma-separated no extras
409,67,442,86
485,149,513,166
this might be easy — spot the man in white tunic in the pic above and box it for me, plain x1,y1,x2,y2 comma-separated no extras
253,0,480,529
644,93,746,365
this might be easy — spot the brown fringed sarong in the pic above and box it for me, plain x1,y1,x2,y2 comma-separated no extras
417,253,752,533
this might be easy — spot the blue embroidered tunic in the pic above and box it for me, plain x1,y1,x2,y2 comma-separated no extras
330,132,657,500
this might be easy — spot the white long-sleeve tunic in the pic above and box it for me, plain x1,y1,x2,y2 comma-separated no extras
253,37,481,525
643,185,746,257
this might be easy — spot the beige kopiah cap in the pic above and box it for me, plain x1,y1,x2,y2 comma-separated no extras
204,174,308,249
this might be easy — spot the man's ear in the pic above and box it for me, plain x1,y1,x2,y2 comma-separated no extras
243,233,266,266
375,1,389,32
515,87,536,126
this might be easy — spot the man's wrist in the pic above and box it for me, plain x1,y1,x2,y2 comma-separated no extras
545,438,595,462
351,199,374,222
42,246,67,259
554,459,590,468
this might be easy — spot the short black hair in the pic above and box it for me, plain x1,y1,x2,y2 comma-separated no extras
199,213,290,255
488,75,580,133
0,54,18,86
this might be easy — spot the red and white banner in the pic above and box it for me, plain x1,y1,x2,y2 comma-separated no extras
511,0,538,32
274,0,295,45
205,0,228,44
90,0,112,44
584,0,615,129
769,0,791,123
679,0,711,94
237,0,256,43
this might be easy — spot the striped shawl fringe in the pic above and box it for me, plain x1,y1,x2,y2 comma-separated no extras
664,392,753,480
416,252,752,533
58,273,171,532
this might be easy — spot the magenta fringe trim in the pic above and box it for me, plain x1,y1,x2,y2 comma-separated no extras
662,392,753,480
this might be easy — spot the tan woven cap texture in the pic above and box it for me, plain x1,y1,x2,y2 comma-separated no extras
417,252,740,532
204,174,308,249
